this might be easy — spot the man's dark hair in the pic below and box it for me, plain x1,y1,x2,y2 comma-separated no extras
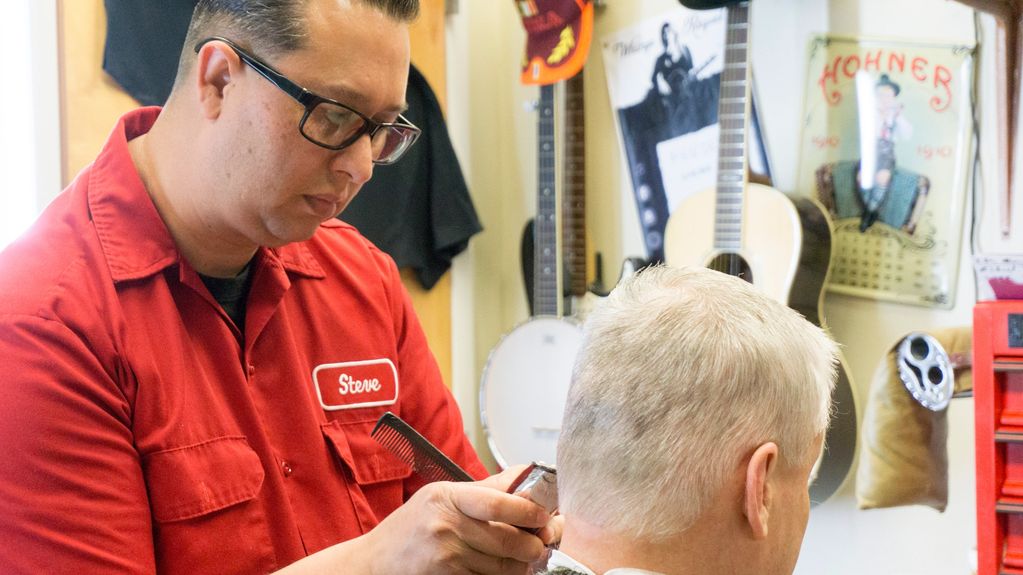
174,0,419,85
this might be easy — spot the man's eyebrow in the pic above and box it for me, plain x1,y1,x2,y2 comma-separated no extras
314,82,409,116
384,102,411,115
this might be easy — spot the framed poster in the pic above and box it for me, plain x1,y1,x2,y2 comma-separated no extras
601,6,769,262
797,36,974,308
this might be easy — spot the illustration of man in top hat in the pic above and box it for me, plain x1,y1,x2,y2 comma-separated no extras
860,73,914,232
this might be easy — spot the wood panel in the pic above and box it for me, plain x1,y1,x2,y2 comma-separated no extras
409,0,446,107
58,0,139,182
59,0,454,387
404,0,452,388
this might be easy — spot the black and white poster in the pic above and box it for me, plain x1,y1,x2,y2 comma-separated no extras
601,6,768,262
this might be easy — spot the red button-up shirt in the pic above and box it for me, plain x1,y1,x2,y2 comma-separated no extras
0,108,487,574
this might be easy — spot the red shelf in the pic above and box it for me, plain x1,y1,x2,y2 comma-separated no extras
977,302,1023,575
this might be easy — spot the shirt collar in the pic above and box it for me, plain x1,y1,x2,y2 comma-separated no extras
546,550,667,575
547,550,598,575
87,107,325,283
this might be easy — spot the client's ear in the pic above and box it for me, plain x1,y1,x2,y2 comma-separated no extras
743,442,779,540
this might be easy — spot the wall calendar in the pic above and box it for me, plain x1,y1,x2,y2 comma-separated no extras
797,35,974,308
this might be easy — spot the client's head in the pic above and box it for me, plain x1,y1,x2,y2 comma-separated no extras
556,265,838,575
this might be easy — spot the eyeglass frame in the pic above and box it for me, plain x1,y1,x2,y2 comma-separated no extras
193,36,421,165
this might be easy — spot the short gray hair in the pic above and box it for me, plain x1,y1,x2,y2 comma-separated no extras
175,0,419,83
556,265,838,540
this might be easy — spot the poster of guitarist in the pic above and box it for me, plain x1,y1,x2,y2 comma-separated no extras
652,23,694,96
798,36,974,308
651,22,719,136
602,6,768,262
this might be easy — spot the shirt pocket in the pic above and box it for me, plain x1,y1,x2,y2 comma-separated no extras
142,435,276,574
322,418,413,530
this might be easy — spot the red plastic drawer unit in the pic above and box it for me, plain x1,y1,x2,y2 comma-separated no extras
1009,514,1023,569
1005,444,1023,499
976,301,1023,575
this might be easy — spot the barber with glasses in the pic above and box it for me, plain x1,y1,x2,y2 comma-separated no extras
0,1,557,574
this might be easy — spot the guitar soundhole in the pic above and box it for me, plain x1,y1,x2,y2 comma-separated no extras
707,253,754,284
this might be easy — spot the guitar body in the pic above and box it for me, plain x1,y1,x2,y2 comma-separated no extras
480,317,583,468
665,183,858,504
665,183,805,302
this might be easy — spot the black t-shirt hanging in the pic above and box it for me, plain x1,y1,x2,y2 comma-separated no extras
102,0,199,106
340,65,482,290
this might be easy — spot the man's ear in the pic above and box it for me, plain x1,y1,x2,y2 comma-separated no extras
743,441,779,540
194,42,240,120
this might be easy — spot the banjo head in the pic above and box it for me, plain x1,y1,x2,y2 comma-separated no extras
480,317,583,469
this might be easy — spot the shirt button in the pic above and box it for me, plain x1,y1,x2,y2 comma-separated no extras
247,364,255,376
281,461,293,477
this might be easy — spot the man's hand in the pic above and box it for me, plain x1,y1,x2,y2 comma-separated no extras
363,465,555,574
273,466,561,575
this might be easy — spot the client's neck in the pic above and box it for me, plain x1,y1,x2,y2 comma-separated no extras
556,519,678,575
557,505,751,575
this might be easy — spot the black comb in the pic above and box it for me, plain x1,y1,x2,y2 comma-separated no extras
371,412,474,483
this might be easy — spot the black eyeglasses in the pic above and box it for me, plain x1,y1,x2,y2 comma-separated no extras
195,37,421,165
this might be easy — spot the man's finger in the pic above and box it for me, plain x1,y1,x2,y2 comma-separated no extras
475,464,532,492
458,544,532,575
452,513,545,565
534,513,564,546
446,482,550,529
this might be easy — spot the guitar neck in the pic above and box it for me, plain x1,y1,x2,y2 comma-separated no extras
534,84,562,317
563,72,587,299
714,1,751,253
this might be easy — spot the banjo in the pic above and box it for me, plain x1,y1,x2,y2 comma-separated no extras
480,82,583,469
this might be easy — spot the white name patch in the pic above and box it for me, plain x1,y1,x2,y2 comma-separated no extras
312,358,398,411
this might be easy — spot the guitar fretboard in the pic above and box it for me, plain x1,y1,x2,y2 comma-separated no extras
563,73,586,299
714,1,751,252
534,84,561,317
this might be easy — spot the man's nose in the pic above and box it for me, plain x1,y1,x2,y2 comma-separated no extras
331,133,375,186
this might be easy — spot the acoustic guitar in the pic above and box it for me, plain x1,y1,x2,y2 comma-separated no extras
664,0,858,505
480,82,584,469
